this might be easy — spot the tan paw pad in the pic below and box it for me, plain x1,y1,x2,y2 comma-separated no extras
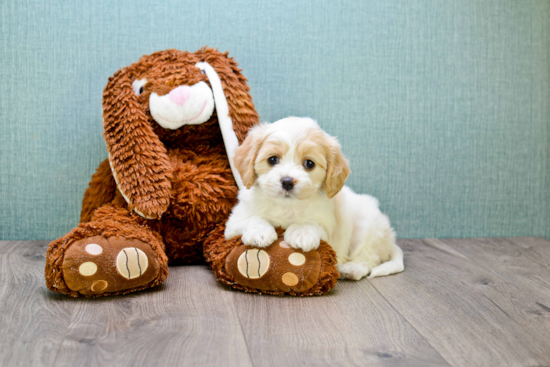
85,243,103,255
79,262,98,276
91,280,108,292
282,272,299,286
237,249,270,279
116,247,148,280
288,252,306,266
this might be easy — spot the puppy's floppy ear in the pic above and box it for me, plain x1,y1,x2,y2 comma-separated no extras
324,134,350,199
233,124,269,189
196,48,259,143
103,66,173,219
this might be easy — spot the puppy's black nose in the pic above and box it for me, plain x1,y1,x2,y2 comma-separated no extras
281,177,295,191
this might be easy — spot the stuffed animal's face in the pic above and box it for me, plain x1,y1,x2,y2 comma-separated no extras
133,68,214,130
127,52,221,141
102,48,258,219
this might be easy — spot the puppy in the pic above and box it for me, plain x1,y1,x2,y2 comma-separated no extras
224,117,404,280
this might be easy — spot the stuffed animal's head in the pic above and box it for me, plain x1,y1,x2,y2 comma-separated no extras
103,48,258,219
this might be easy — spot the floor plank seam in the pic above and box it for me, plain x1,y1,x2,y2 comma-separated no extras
230,291,256,367
48,297,77,367
366,279,454,367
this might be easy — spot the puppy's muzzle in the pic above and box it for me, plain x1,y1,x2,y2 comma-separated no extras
281,177,296,192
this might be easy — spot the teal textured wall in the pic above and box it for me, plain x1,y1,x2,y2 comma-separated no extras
1,0,548,240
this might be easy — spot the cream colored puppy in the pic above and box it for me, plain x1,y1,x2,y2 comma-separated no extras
224,117,404,280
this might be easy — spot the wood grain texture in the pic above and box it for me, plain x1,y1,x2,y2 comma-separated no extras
0,241,75,367
506,237,550,268
2,238,550,367
369,238,550,367
442,237,550,304
53,266,253,367
232,280,449,367
0,240,11,253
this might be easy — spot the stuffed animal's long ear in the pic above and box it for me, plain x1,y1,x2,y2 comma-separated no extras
195,48,260,190
324,135,351,199
233,124,269,189
103,68,172,219
196,48,259,143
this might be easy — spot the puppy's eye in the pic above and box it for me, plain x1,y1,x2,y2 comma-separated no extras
132,78,148,96
304,160,315,169
267,156,279,165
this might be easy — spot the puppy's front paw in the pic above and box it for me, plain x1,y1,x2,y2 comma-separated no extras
284,224,321,252
242,225,278,248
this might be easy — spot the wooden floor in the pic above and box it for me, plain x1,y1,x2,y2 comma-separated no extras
1,238,550,367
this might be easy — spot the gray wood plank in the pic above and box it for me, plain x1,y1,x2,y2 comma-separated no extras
4,238,550,367
0,240,16,253
369,238,550,367
0,241,75,367
441,237,550,305
53,265,253,367
233,278,450,367
507,237,550,268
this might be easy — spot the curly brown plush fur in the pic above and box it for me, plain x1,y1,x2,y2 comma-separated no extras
45,48,258,297
45,47,340,298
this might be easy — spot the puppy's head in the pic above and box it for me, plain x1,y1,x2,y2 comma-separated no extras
234,117,350,199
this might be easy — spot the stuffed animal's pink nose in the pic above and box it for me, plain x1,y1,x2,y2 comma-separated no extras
168,86,192,106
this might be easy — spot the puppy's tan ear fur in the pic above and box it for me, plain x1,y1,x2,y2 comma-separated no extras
103,67,173,219
234,124,269,189
324,135,350,199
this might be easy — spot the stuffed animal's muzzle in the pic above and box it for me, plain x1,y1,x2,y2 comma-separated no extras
148,81,215,129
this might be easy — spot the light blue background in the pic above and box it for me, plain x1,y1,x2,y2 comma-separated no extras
1,0,548,240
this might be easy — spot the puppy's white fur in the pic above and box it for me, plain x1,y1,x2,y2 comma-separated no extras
225,117,404,280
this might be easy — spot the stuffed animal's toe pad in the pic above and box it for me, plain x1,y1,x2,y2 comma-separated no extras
61,236,160,296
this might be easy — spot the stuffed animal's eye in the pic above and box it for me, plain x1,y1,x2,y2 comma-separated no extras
132,78,148,96
304,160,315,169
267,156,279,165
200,70,205,74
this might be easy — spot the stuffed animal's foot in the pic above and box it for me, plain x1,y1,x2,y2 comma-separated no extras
205,226,339,296
225,239,322,293
46,229,169,297
61,236,163,296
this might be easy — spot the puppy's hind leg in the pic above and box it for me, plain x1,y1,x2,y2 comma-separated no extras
345,199,404,280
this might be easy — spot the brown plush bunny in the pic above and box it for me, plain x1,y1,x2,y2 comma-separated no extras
45,48,258,297
45,47,339,298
